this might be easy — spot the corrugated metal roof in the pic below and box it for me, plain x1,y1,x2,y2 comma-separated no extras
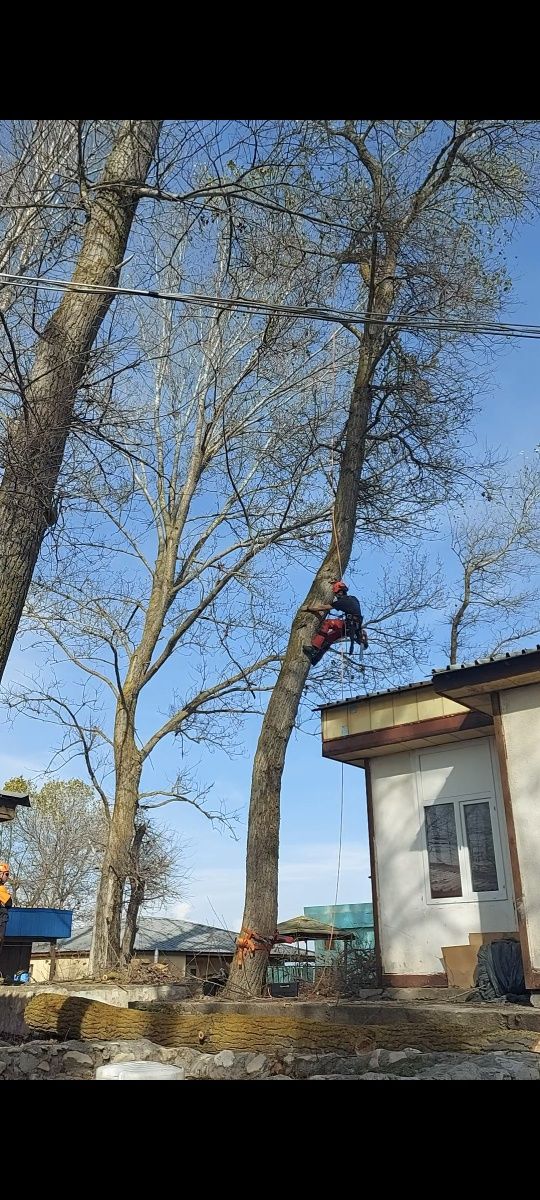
433,645,540,675
319,646,540,712
32,917,298,958
33,918,237,957
318,676,433,711
6,908,72,941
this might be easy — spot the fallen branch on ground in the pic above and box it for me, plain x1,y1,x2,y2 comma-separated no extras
24,993,540,1055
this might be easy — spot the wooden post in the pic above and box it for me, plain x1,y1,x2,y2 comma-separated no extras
365,762,383,987
49,940,57,982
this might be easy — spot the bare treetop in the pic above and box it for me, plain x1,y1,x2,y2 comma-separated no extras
447,463,540,664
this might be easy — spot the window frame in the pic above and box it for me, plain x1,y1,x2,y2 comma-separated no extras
423,799,463,901
414,747,508,906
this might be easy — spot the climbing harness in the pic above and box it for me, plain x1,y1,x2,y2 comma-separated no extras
304,594,368,667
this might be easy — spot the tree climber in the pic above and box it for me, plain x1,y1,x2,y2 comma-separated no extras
303,581,368,666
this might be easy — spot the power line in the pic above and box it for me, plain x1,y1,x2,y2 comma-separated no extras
2,270,540,341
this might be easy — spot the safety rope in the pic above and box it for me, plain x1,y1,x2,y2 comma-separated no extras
331,507,344,580
327,333,344,961
329,765,345,950
329,332,344,581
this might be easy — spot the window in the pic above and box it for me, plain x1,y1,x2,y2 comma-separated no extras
425,804,462,898
463,801,498,893
423,797,505,902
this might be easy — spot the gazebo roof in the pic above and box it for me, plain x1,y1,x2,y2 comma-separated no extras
277,915,355,942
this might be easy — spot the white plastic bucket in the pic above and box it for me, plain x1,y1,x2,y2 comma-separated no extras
96,1061,184,1080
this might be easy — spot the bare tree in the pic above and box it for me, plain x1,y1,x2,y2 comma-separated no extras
0,120,163,682
120,819,190,964
0,776,188,928
4,121,539,992
0,122,80,313
0,117,338,689
5,197,344,974
446,463,540,663
225,119,540,998
1,775,102,915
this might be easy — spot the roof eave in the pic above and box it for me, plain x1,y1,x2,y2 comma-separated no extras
318,677,433,713
432,649,540,698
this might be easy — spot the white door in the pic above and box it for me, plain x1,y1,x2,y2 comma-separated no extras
414,737,515,921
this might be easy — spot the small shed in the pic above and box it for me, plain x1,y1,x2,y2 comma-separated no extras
1,908,73,980
319,647,540,993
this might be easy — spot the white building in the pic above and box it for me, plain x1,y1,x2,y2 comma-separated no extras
320,647,540,991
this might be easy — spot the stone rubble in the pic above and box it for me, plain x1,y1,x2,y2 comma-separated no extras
0,1039,539,1079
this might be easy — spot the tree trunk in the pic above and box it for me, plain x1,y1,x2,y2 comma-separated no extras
26,992,540,1056
89,714,142,976
225,338,386,999
0,119,162,684
120,823,146,967
91,542,181,976
89,848,123,976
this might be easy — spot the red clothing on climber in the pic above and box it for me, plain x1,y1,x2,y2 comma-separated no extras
309,617,349,659
303,581,368,666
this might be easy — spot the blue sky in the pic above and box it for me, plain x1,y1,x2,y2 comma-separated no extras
2,217,540,934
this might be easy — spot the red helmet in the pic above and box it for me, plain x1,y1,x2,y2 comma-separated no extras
332,580,348,595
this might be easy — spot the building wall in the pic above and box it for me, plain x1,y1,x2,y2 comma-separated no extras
31,955,91,982
30,949,237,982
370,736,516,980
133,952,187,979
500,683,540,971
304,904,374,955
30,950,190,982
184,953,232,978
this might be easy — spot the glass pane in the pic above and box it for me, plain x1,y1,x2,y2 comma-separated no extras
464,802,498,892
425,804,462,898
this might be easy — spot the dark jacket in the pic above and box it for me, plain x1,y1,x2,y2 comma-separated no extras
333,593,362,623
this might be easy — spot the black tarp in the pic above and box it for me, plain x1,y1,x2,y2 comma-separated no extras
475,938,527,1001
